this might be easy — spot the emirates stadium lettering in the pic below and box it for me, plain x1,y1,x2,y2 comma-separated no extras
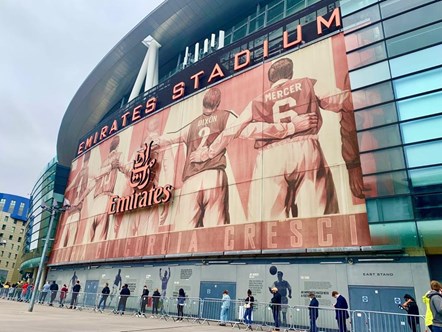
77,7,341,156
107,142,174,214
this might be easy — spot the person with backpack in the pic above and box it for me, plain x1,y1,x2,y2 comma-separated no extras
428,280,442,332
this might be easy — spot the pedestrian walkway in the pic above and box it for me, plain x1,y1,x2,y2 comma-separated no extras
0,299,231,332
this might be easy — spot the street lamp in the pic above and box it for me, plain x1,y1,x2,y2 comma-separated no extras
28,201,69,312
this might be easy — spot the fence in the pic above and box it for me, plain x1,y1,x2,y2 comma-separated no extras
0,290,427,331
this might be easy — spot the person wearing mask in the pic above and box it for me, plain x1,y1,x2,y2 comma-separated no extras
428,280,442,332
139,285,149,317
49,281,59,306
70,280,81,309
97,282,110,312
332,291,349,332
152,288,161,315
117,284,131,315
308,292,319,332
244,289,255,331
401,294,420,332
219,290,231,326
59,284,68,307
177,288,186,321
271,287,282,332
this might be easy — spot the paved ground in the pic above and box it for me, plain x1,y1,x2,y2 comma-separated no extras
0,299,256,332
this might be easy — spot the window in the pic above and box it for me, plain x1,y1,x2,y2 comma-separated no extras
390,44,442,78
18,237,22,243
14,254,17,259
11,244,14,249
401,116,442,144
347,41,387,70
386,22,442,58
8,235,12,240
366,196,414,222
8,200,16,213
343,4,381,33
349,60,390,89
397,91,442,121
340,0,378,17
415,193,442,219
357,124,402,152
405,140,442,168
6,262,8,267
17,245,20,251
8,252,11,258
382,2,442,38
18,202,25,216
1,225,5,230
410,165,442,189
0,251,3,257
360,146,405,174
355,102,398,130
3,216,8,222
12,263,15,268
345,22,384,52
11,226,15,233
393,67,442,99
352,81,394,110
363,170,410,198
380,0,434,19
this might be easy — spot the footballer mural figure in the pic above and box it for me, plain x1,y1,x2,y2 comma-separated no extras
191,56,363,221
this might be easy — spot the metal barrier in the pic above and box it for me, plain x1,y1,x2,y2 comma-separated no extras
0,293,427,331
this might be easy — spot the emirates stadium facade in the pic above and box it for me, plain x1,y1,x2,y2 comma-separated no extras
50,0,442,314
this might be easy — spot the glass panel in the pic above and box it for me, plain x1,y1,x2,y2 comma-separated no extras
347,41,387,70
355,102,398,130
394,67,442,99
232,24,247,42
340,0,378,17
383,2,442,37
360,146,405,174
366,196,414,222
390,44,442,78
397,91,442,121
401,115,442,144
370,222,419,247
380,0,434,19
409,165,442,188
405,140,442,168
286,0,305,16
415,193,442,220
363,170,409,198
357,124,402,152
345,22,384,52
352,81,394,110
267,2,284,25
416,219,442,251
386,22,442,57
349,60,390,89
343,4,381,33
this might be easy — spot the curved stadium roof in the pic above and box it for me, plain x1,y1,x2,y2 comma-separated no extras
57,0,261,167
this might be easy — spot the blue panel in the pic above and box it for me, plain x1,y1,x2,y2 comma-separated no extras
390,44,442,78
397,91,442,121
401,115,442,144
405,140,442,168
394,67,442,98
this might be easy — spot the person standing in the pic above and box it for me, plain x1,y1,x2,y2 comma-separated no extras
332,291,349,332
308,292,319,332
70,280,81,309
177,288,186,321
21,282,29,302
244,289,255,330
428,280,442,332
39,281,50,304
219,290,231,326
401,294,420,332
139,285,149,317
152,288,161,315
97,282,110,312
117,284,130,315
269,271,292,326
271,287,282,332
423,288,435,332
59,284,68,307
49,281,59,306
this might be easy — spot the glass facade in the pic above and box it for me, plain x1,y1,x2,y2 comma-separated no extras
341,0,442,254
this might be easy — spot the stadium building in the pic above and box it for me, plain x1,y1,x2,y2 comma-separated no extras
49,0,442,318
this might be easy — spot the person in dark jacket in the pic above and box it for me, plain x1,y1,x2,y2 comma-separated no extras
139,286,149,317
401,294,420,332
244,289,255,331
117,284,131,314
308,292,319,332
49,281,59,306
176,288,186,321
152,288,161,315
271,287,282,331
332,291,349,332
97,282,110,312
70,280,81,309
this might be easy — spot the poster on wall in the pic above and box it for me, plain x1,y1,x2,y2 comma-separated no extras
50,33,371,265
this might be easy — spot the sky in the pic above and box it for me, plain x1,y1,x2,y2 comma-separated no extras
0,0,163,198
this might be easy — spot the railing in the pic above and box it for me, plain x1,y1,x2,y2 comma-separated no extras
0,290,427,331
